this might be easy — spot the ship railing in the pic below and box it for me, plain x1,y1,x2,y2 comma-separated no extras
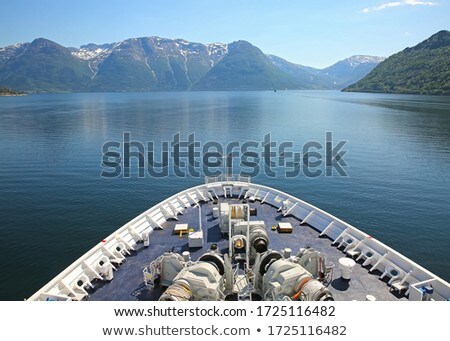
205,175,251,184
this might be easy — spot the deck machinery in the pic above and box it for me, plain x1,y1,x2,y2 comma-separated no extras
144,203,334,301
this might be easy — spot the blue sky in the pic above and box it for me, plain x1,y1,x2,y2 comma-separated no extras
0,0,448,68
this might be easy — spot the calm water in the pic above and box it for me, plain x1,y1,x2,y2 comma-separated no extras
0,91,449,300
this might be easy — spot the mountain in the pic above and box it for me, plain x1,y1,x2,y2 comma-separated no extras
68,42,117,74
86,37,228,91
267,55,384,89
192,41,309,90
266,55,332,89
193,44,383,90
321,55,385,88
0,36,384,92
344,31,450,95
0,38,92,92
69,43,116,63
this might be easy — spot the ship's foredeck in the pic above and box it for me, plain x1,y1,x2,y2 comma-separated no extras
87,197,407,301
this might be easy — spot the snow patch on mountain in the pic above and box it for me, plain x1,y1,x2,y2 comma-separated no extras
72,48,108,60
207,43,228,57
344,55,386,67
0,42,29,62
70,43,117,61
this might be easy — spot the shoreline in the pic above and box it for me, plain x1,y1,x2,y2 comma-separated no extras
0,93,26,97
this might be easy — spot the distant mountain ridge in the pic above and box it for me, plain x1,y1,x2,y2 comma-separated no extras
321,55,385,88
0,36,384,93
344,30,450,95
266,54,385,89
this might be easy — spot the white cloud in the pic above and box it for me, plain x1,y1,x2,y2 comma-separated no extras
362,0,436,13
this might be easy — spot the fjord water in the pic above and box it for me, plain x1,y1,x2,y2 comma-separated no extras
0,91,449,300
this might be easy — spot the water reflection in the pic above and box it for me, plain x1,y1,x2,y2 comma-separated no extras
0,90,449,300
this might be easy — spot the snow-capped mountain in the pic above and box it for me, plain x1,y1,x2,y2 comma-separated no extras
343,55,386,67
0,43,30,64
69,43,116,60
65,37,230,89
320,55,386,88
71,39,228,64
69,37,228,72
0,36,384,92
266,54,385,89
